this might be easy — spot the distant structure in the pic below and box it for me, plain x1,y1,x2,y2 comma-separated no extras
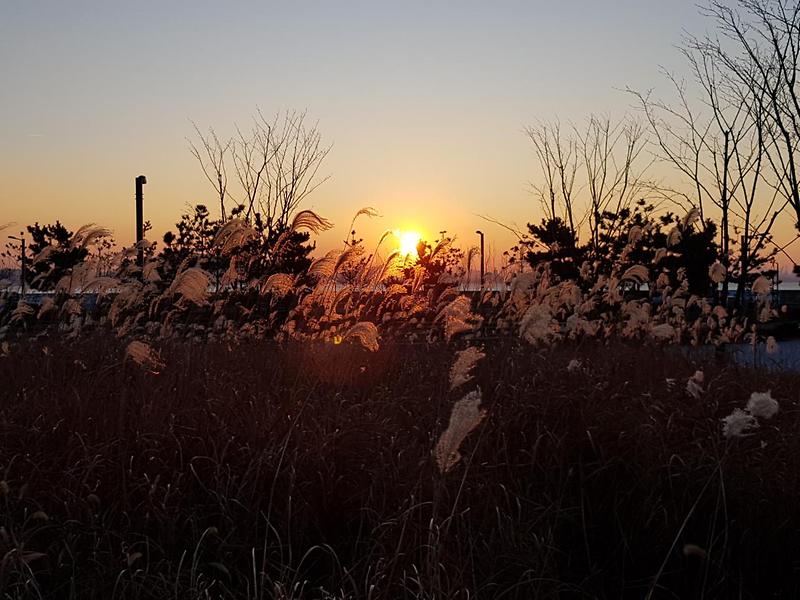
135,175,147,270
475,230,485,289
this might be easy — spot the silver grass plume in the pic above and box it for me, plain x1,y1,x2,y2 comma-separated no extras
721,408,758,438
289,210,333,234
650,323,675,341
70,223,113,250
271,210,331,258
746,390,779,419
167,267,211,305
752,275,770,296
308,250,339,279
351,206,380,223
261,273,295,296
667,227,682,247
519,303,556,344
620,264,649,285
681,206,701,229
213,218,258,254
334,244,362,274
435,295,480,342
375,229,394,250
373,251,402,285
142,261,162,282
331,285,353,314
449,346,485,390
55,261,97,294
709,261,726,284
411,266,427,293
81,276,120,295
38,297,56,319
220,258,241,287
109,282,143,326
434,389,487,473
343,321,380,352
125,340,165,373
465,246,479,277
429,236,451,260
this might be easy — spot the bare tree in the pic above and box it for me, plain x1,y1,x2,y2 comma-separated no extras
230,115,274,223
525,116,651,257
701,0,800,229
189,123,232,222
189,110,331,235
232,110,331,233
629,17,786,304
525,121,579,238
576,115,651,254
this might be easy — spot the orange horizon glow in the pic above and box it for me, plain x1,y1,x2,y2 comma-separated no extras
5,2,800,276
395,230,422,260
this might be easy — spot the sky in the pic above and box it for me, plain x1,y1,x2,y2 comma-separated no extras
3,0,798,270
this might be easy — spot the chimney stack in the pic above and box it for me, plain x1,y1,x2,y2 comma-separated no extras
135,175,147,270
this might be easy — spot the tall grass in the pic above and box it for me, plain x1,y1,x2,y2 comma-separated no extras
1,334,799,598
0,206,793,597
0,206,773,356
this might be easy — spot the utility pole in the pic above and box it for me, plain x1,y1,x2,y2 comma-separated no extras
8,233,26,297
475,230,485,290
135,175,147,272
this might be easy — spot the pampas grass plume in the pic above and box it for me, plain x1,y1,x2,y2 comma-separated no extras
434,389,487,473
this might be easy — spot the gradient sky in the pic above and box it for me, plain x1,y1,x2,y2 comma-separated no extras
4,1,795,268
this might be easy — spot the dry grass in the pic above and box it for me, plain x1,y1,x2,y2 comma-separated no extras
1,336,799,598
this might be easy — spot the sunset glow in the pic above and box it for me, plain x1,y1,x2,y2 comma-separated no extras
5,3,800,596
396,230,422,259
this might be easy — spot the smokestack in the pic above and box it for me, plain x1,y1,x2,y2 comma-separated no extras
135,175,147,270
475,230,485,290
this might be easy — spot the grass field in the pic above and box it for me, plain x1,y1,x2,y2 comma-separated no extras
1,335,799,599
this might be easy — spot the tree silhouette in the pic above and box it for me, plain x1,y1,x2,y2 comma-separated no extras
2,222,88,291
159,204,316,292
524,217,582,280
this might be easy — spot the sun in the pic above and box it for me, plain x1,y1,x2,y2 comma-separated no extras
396,230,422,259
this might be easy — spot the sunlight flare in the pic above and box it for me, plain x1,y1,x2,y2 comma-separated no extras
395,230,422,259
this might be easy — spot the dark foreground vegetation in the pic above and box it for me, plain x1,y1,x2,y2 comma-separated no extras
1,335,798,599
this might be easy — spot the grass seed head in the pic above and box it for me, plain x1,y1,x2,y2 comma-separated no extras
125,340,165,373
434,389,487,473
449,346,485,390
746,390,779,419
722,408,759,438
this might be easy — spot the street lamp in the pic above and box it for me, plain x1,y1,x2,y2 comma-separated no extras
7,233,26,297
771,256,780,303
475,230,485,290
135,175,147,272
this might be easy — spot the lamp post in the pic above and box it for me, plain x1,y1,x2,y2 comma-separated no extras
771,256,779,304
8,233,26,297
475,230,485,290
135,175,147,272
